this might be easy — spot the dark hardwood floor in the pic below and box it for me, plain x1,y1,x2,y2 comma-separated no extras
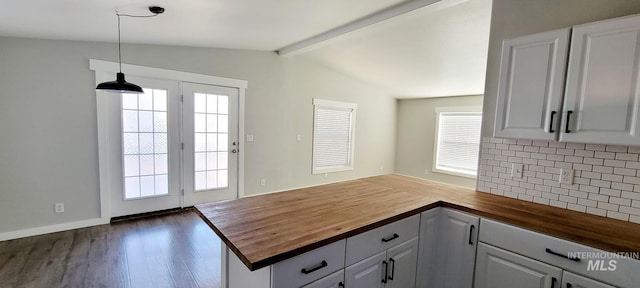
0,209,222,288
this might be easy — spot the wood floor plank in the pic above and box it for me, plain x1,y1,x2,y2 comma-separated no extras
0,210,221,288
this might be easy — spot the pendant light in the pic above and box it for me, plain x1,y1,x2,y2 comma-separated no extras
96,7,165,94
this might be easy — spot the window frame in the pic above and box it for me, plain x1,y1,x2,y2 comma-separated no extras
432,106,482,179
312,99,357,175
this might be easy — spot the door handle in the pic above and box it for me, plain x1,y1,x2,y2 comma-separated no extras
388,258,396,280
381,233,399,243
382,260,388,283
549,111,556,133
545,248,580,262
468,224,475,245
551,276,557,288
565,111,573,133
300,260,328,274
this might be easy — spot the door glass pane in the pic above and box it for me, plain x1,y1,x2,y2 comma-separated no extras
122,89,170,199
194,92,229,191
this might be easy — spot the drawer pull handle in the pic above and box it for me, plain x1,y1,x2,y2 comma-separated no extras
565,110,572,133
388,258,396,280
549,111,556,133
468,224,475,245
338,282,344,287
545,248,580,262
300,260,328,274
382,260,388,283
551,276,557,288
381,233,399,243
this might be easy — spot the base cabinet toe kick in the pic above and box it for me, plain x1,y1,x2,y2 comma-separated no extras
226,209,639,288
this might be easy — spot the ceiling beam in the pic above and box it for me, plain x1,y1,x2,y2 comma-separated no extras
275,0,469,56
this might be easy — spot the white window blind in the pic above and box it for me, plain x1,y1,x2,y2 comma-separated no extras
434,109,482,177
313,99,357,174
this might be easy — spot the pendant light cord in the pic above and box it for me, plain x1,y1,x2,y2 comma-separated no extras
114,11,160,73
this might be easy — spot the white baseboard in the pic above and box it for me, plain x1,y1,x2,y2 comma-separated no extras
0,217,109,241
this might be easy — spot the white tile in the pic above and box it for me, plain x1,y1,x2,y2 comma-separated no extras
616,153,638,161
523,158,538,165
545,167,561,174
600,188,622,197
567,143,586,150
607,211,629,221
632,200,640,208
597,201,618,211
535,184,552,192
581,171,601,179
604,159,626,168
578,198,598,207
636,185,640,192
495,155,508,161
549,142,566,148
626,161,640,169
501,150,516,157
542,192,559,200
610,197,632,206
589,193,609,202
496,143,509,150
559,195,578,204
628,146,640,153
532,140,549,147
509,145,524,151
531,153,546,160
611,182,633,192
629,215,640,224
504,191,519,199
540,147,557,154
536,172,553,180
584,157,604,166
557,149,575,155
524,146,540,153
573,163,592,171
551,187,569,195
503,139,518,145
533,197,550,205
623,176,640,185
606,145,628,153
508,156,523,163
520,182,535,189
482,137,492,143
590,179,611,188
622,191,640,200
567,203,587,212
490,138,504,144
518,194,534,202
547,154,565,161
574,177,590,185
517,139,533,146
550,200,567,209
619,205,640,216
515,151,531,158
595,151,616,159
565,156,583,163
586,207,607,217
614,167,636,176
602,173,623,183
575,150,595,158
538,160,555,167
554,161,572,169
527,189,543,197
592,166,614,174
543,179,561,188
585,144,606,151
578,185,599,193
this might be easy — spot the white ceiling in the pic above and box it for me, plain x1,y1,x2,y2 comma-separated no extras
0,0,491,98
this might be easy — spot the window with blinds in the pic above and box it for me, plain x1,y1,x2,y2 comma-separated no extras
434,108,482,178
312,99,357,174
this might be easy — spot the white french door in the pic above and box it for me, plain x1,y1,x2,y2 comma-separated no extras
109,77,182,217
182,82,239,206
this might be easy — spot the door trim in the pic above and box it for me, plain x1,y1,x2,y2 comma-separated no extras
91,59,247,222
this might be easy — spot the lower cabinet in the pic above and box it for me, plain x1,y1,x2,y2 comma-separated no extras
302,270,345,288
345,237,419,288
416,207,479,288
562,271,615,288
475,243,562,288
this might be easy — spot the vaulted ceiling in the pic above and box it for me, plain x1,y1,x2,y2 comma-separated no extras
0,0,491,98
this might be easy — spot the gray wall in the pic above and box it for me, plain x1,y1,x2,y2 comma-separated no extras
396,95,483,188
481,0,640,138
0,37,396,233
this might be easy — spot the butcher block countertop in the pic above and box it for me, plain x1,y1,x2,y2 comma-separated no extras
195,174,640,271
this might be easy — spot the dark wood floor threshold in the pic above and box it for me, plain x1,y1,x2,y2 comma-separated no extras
110,206,194,223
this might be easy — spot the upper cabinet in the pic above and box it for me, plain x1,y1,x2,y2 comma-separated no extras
494,28,570,141
494,14,640,145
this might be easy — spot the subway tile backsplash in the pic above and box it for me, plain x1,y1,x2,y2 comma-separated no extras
477,137,640,224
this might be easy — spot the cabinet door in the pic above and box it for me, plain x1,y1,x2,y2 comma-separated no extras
562,14,640,145
475,243,562,288
415,208,441,288
494,28,570,140
562,271,616,288
438,208,479,288
302,270,345,288
386,237,419,288
345,251,387,288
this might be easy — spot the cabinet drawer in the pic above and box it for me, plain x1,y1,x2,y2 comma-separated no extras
272,240,346,288
301,269,344,288
345,214,419,266
479,218,640,288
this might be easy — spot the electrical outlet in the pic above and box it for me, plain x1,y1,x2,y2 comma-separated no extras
511,163,524,178
246,134,254,142
380,165,384,171
296,134,302,141
424,169,430,175
260,179,266,186
55,203,64,213
560,168,574,184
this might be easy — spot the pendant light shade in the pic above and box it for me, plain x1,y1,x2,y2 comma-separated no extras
96,72,144,93
96,13,144,94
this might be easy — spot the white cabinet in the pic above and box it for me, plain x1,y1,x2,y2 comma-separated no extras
475,243,562,288
416,208,479,288
494,13,640,145
345,238,419,288
561,15,640,145
272,240,346,288
562,271,615,288
494,28,570,140
302,270,345,288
